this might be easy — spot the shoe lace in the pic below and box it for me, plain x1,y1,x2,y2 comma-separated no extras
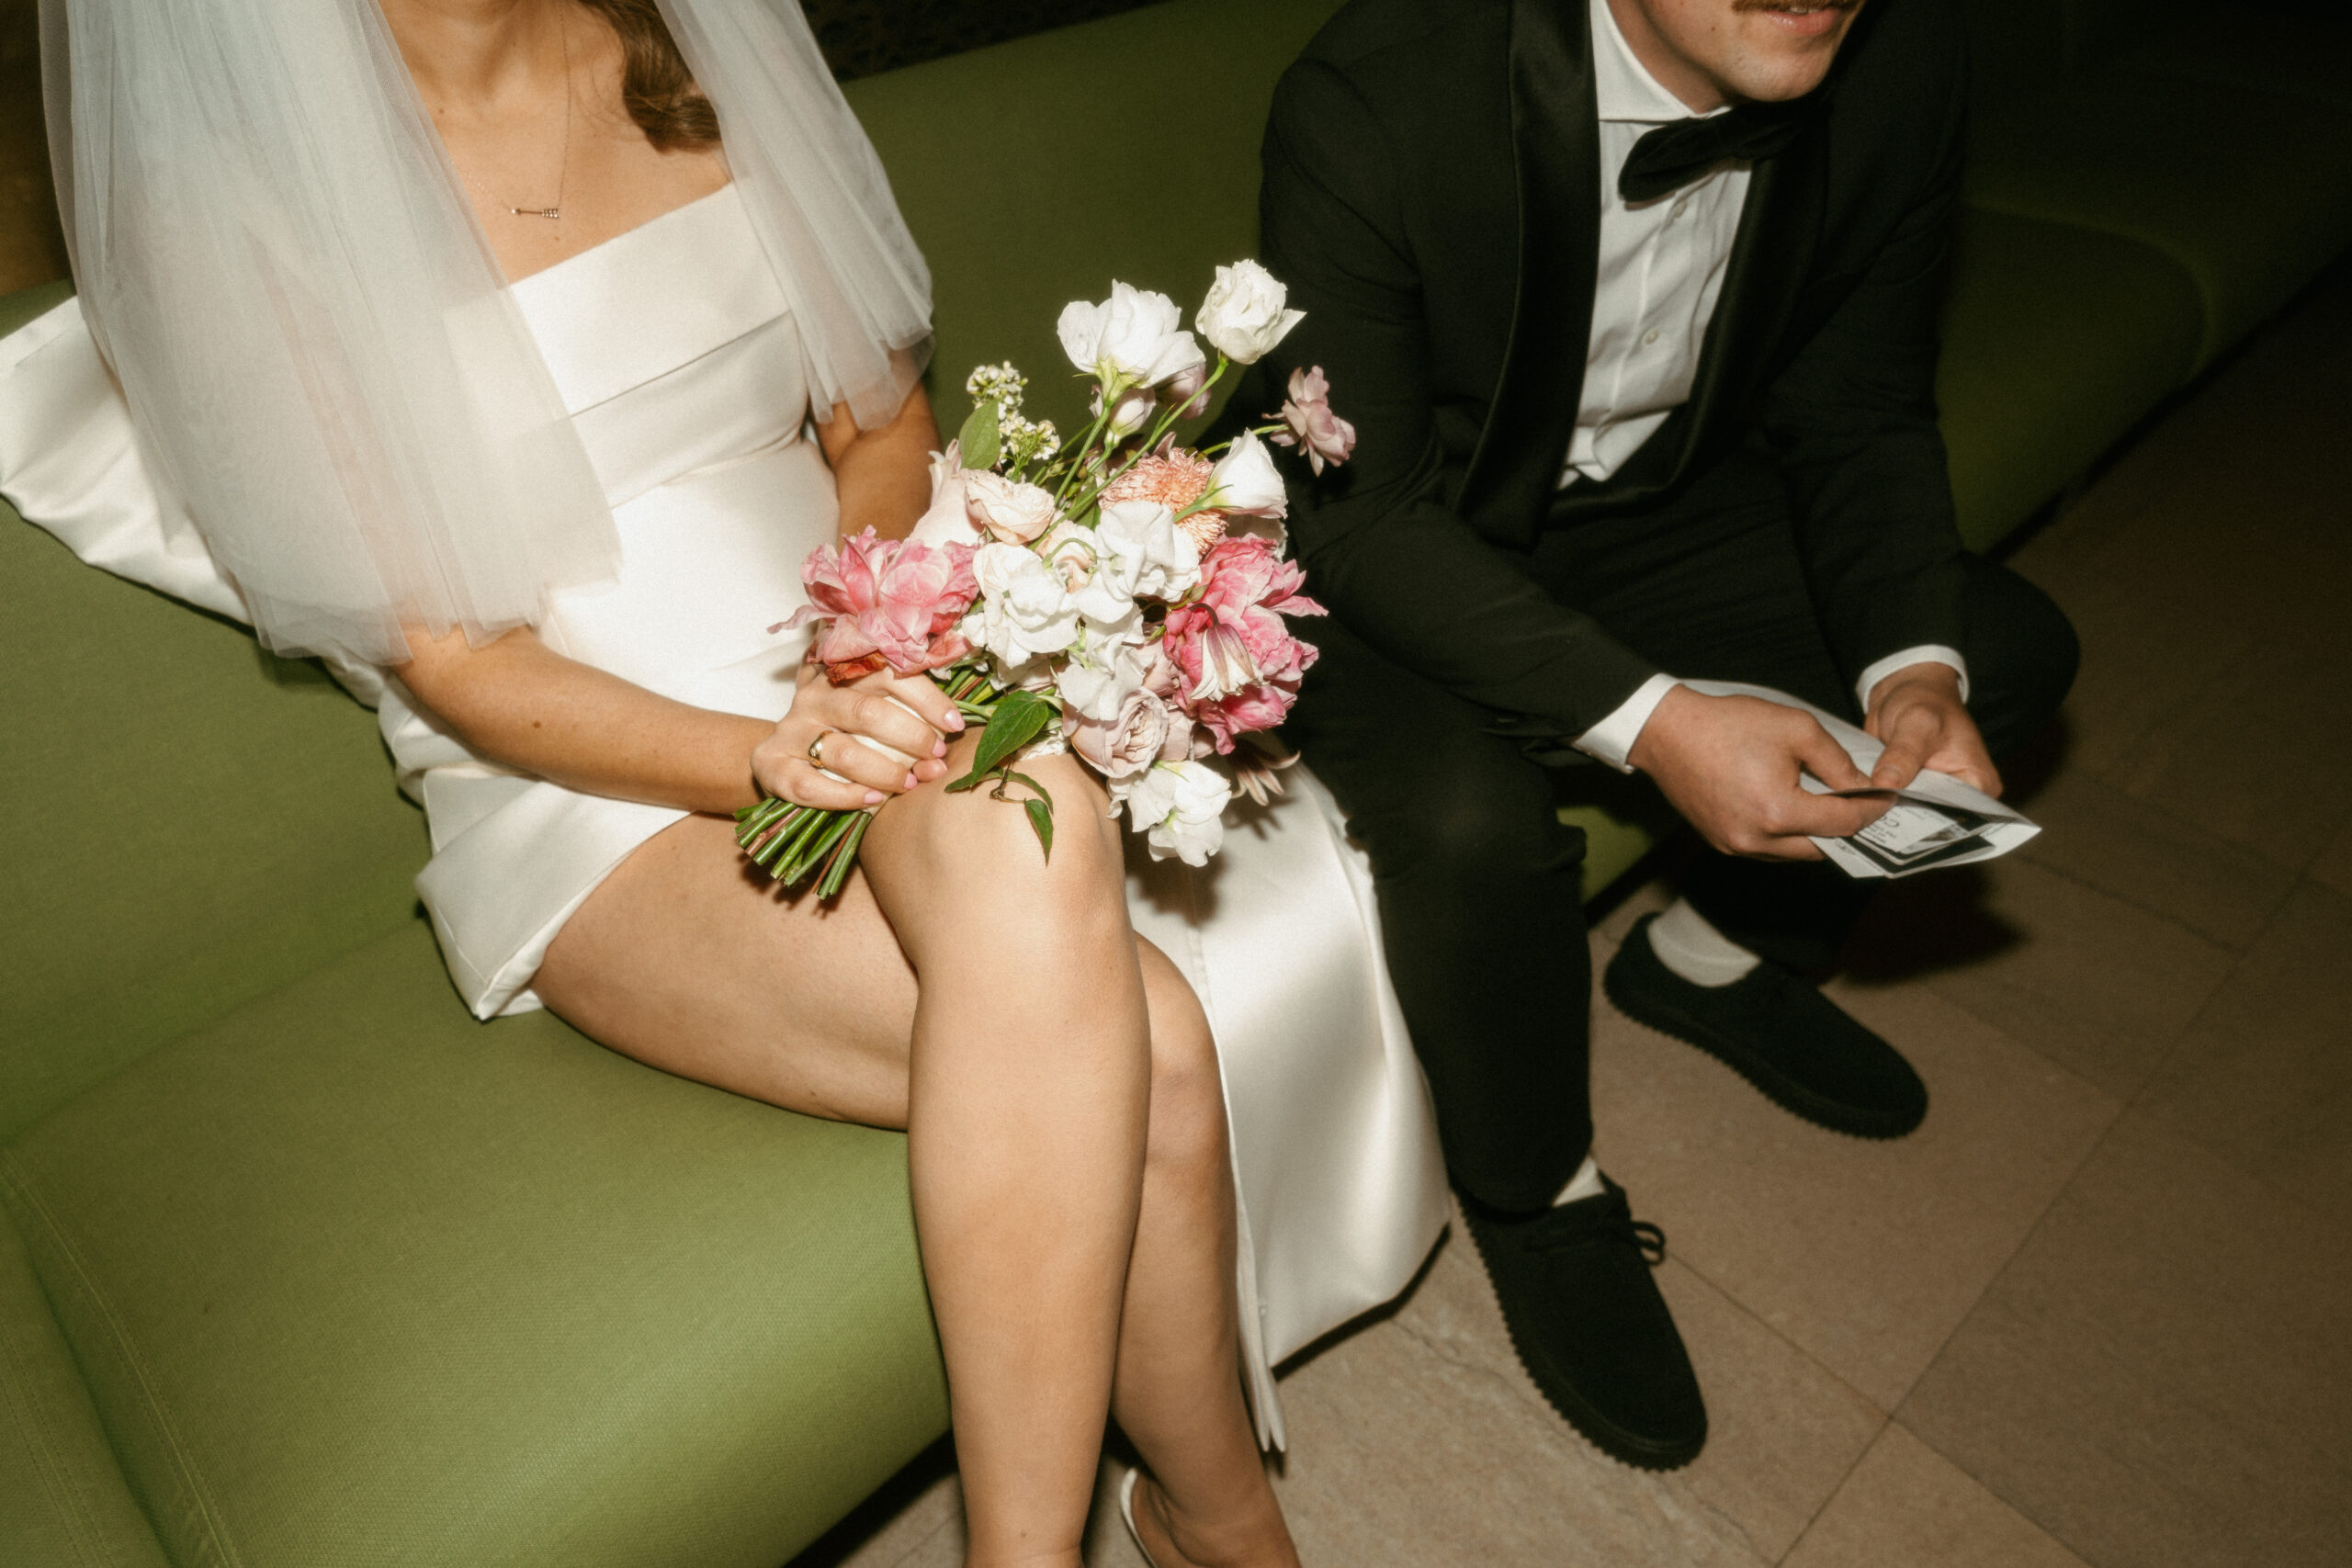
1532,1215,1668,1266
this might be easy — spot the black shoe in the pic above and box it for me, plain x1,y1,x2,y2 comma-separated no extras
1460,1179,1706,1470
1604,913,1928,1139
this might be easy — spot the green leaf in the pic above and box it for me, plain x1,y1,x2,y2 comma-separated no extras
946,689,1057,791
957,399,1001,471
1024,796,1054,861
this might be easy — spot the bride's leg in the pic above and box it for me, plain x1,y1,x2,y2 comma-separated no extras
856,757,1152,1568
1113,948,1298,1568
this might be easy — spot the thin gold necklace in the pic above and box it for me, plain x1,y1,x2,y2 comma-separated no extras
506,10,572,220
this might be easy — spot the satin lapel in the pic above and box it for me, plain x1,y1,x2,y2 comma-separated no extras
1455,0,1599,547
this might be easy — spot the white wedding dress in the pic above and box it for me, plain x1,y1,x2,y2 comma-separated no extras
0,184,1448,1441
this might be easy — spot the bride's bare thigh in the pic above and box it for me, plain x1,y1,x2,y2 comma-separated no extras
532,812,922,1128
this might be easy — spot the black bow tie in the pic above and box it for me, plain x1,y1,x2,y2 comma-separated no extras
1618,98,1814,204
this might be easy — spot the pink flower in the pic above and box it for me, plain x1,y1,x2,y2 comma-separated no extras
909,440,984,549
964,471,1058,544
1065,686,1174,780
1102,445,1227,555
1159,536,1327,752
1160,361,1212,420
1269,367,1357,475
781,527,979,683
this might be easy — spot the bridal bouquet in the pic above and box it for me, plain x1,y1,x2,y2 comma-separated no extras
735,262,1357,897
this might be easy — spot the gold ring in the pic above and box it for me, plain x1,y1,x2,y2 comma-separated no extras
807,728,834,769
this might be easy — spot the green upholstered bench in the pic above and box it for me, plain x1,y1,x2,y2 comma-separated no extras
4,1,2347,1562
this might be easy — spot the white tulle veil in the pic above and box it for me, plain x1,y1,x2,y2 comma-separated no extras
40,0,932,666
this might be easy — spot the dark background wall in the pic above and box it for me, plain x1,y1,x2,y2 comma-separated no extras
804,0,1164,80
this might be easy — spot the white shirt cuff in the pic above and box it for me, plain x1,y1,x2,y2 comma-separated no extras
1573,672,1683,773
1857,646,1970,713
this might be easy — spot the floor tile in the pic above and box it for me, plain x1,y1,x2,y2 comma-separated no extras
2308,820,2352,898
1589,948,2120,1411
2098,636,2352,874
1386,1221,1885,1564
1842,855,2237,1099
2013,754,2301,951
1898,1112,2352,1568
1272,1273,1768,1568
2138,879,2352,1227
1781,1424,2090,1568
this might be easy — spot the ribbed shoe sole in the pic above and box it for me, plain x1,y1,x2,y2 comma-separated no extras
1460,1213,1706,1472
1602,921,1923,1141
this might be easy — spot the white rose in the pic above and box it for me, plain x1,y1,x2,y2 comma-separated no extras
1095,383,1157,440
1195,261,1305,366
971,541,1080,664
1066,685,1172,782
1095,499,1203,603
1057,282,1208,389
1114,760,1232,865
964,471,1058,544
1201,429,1288,521
908,440,983,548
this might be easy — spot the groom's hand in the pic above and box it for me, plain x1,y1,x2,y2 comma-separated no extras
1629,686,1892,861
1863,663,2001,797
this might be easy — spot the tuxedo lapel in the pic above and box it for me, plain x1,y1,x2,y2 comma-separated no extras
1455,0,1599,547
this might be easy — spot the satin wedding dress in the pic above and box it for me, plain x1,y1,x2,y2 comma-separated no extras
0,184,1448,1441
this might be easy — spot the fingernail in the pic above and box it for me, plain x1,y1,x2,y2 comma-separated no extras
944,712,965,732
932,738,947,758
863,790,885,805
904,772,919,790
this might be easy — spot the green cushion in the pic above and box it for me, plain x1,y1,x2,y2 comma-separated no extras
1937,207,2203,551
847,0,1347,435
1,921,946,1568
0,511,429,1144
0,1213,169,1568
1964,71,2352,367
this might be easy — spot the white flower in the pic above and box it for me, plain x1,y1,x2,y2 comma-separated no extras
1095,499,1204,602
1113,760,1233,866
971,541,1080,664
1059,637,1151,721
1195,261,1305,366
1094,384,1158,440
909,440,983,548
964,471,1058,544
1058,282,1208,389
1201,430,1288,520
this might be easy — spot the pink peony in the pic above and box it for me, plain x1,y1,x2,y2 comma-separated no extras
1159,536,1326,752
780,527,979,683
1268,366,1357,475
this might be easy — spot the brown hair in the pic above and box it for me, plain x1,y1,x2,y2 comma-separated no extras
573,0,721,152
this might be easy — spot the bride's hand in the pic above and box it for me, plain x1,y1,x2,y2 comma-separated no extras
751,663,966,809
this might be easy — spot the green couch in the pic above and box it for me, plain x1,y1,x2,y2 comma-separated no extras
4,1,2345,1562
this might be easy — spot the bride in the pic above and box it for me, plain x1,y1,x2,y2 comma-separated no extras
6,1,1446,1563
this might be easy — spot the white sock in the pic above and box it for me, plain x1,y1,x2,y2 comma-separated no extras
1552,1154,1607,1207
1645,897,1760,987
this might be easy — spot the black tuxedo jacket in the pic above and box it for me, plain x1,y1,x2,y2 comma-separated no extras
1254,0,1974,738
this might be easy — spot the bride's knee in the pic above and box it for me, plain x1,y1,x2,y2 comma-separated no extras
876,752,1125,909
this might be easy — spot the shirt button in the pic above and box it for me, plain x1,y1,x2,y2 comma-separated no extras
1670,198,1690,220
1643,329,1661,346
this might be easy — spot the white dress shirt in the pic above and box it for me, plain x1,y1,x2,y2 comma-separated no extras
1567,0,1964,771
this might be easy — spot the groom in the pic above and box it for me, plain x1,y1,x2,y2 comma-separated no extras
1251,0,2076,1467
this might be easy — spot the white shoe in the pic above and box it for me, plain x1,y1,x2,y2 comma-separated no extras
1117,1467,1165,1568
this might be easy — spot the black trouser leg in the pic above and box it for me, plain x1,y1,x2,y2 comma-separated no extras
1285,616,1594,1213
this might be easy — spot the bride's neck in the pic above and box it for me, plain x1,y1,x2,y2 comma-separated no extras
377,0,570,108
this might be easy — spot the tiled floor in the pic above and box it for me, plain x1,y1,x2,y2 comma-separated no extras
797,270,2352,1567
